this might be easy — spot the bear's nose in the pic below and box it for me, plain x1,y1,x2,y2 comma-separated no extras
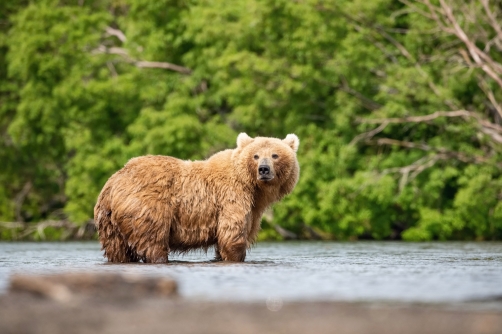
259,165,270,176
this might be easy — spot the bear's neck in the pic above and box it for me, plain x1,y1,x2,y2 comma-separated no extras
252,182,281,214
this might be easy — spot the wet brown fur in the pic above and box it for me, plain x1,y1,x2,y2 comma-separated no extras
94,134,300,263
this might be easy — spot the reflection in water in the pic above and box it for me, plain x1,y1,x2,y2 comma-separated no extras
1,241,502,303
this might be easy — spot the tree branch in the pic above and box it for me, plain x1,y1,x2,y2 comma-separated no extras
14,181,32,222
382,155,441,191
339,76,382,111
367,137,490,164
478,74,502,120
350,122,389,145
437,0,502,90
360,109,502,132
92,45,192,74
347,4,459,109
480,0,502,47
135,60,192,74
105,26,127,43
360,109,473,124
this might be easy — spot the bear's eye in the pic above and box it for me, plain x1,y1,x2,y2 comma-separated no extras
254,155,259,160
272,154,279,159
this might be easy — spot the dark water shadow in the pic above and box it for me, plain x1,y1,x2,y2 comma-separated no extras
99,260,277,266
466,295,502,302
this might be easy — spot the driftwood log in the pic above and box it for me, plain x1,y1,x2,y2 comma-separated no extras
9,273,177,302
0,220,96,240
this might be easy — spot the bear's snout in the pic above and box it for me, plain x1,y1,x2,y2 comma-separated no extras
259,165,270,176
258,159,274,181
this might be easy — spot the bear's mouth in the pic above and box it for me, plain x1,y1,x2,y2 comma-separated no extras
258,176,274,182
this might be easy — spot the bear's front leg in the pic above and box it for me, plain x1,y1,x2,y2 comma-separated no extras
216,209,251,262
213,245,222,262
217,229,247,262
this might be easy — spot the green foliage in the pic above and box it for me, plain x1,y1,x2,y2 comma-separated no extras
1,0,502,241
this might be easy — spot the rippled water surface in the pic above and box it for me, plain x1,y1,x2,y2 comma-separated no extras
1,241,502,303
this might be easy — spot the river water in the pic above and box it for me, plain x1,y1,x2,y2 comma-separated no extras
1,241,501,303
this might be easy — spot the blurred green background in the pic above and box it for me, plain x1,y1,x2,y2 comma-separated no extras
1,0,502,241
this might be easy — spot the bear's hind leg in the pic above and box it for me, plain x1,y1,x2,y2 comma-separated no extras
142,245,169,263
129,213,170,263
99,220,138,263
95,186,138,263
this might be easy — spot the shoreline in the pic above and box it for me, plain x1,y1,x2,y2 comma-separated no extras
2,273,502,334
1,294,502,334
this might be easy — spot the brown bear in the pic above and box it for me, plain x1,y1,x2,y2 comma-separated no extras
94,133,300,263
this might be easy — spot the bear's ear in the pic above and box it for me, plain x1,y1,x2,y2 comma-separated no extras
283,134,299,153
237,133,253,148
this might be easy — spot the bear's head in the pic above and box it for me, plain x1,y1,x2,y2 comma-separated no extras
234,133,300,192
